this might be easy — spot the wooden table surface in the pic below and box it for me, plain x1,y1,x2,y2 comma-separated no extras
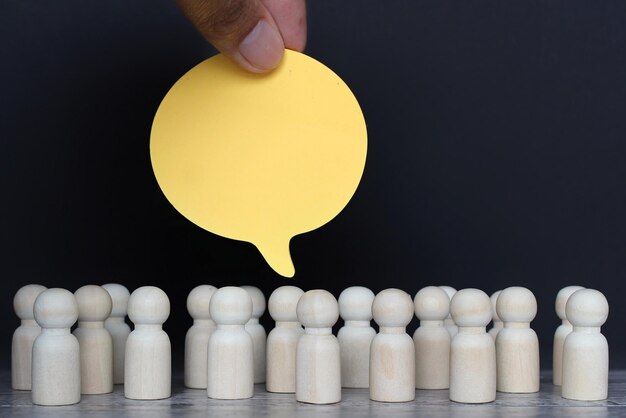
2,370,625,417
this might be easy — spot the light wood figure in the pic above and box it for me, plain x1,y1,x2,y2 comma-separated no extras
562,288,609,401
184,285,217,389
338,286,375,388
124,286,171,400
296,289,341,404
32,288,80,406
553,285,584,386
439,286,458,337
207,286,254,399
73,285,114,395
102,283,131,385
266,285,304,393
449,288,495,403
488,290,503,341
413,286,450,390
495,286,539,393
12,284,46,390
370,288,415,402
242,285,267,384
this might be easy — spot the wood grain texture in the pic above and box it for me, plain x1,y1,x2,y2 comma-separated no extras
561,289,609,401
553,286,585,386
266,286,304,394
206,287,254,400
11,284,47,390
124,286,171,400
295,290,341,404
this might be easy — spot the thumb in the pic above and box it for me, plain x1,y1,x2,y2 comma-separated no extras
176,0,285,73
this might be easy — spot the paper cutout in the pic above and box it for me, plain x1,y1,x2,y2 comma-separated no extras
150,51,367,277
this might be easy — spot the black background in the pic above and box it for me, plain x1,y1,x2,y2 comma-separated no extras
1,1,625,371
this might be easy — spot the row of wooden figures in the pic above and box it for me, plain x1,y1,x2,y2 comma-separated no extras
12,284,608,406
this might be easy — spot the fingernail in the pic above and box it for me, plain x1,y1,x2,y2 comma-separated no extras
239,20,284,72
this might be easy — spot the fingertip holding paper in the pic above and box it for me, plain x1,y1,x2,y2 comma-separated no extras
150,51,367,277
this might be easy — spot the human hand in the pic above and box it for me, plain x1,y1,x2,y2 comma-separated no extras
176,0,307,73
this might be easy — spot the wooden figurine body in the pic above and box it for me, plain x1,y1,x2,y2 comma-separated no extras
488,290,503,341
242,285,267,384
102,283,131,385
125,286,171,400
370,288,415,402
562,288,609,401
296,289,341,404
73,285,113,395
266,286,304,393
413,286,450,390
12,284,46,390
207,286,254,399
337,286,375,388
439,286,458,337
553,285,584,386
495,286,539,393
32,288,81,406
449,288,495,404
184,285,217,389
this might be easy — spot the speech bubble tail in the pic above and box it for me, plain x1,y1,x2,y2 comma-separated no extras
255,238,295,278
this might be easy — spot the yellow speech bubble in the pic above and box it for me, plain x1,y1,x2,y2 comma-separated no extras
150,51,367,277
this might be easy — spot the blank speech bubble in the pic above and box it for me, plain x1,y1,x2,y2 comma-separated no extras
150,51,367,277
